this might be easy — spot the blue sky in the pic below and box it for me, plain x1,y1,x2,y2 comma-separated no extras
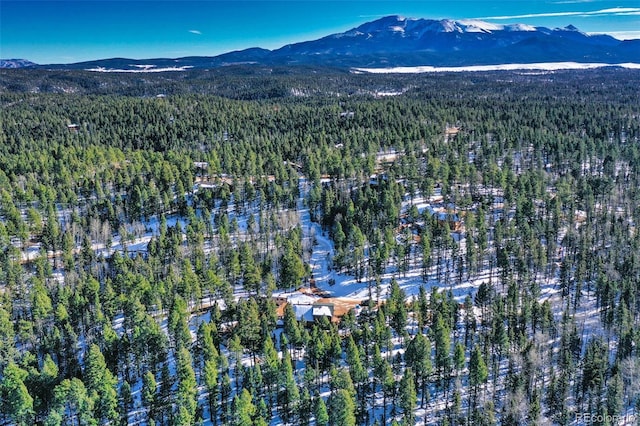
2,0,639,64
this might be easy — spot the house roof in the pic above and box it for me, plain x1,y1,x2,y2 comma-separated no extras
294,304,315,322
272,292,318,305
312,304,333,317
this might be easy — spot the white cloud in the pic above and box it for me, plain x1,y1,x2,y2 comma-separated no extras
552,0,596,4
188,30,202,35
478,7,640,21
594,8,640,14
480,11,582,20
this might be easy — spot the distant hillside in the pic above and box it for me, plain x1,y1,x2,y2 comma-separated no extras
3,16,639,71
0,59,37,68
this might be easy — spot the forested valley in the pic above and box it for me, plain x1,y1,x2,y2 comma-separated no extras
0,67,639,425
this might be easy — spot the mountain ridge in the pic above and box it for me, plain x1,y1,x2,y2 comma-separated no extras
0,59,38,68
3,16,639,70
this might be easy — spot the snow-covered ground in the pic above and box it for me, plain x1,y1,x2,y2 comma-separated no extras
354,62,640,74
29,174,624,426
86,66,194,73
301,179,495,304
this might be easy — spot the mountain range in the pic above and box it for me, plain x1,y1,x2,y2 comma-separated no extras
3,15,639,70
0,59,38,68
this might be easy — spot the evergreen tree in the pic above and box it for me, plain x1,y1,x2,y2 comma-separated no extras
0,305,17,369
469,344,488,412
433,313,452,387
169,295,191,349
176,347,198,424
0,362,34,426
142,370,157,422
203,357,219,424
232,388,255,426
263,335,280,405
283,303,303,353
399,367,417,425
405,332,432,407
606,370,623,418
51,378,95,426
298,387,312,426
237,298,262,362
373,350,395,425
315,396,329,426
84,344,119,424
278,351,300,424
279,241,306,290
328,389,356,426
454,342,465,373
387,279,407,338
119,380,133,424
345,335,367,422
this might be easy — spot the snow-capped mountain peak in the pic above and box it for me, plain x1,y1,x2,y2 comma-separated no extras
266,15,636,67
343,17,546,41
456,20,537,33
456,20,502,32
0,58,37,68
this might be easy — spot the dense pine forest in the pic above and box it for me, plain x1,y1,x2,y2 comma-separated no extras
0,67,639,425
